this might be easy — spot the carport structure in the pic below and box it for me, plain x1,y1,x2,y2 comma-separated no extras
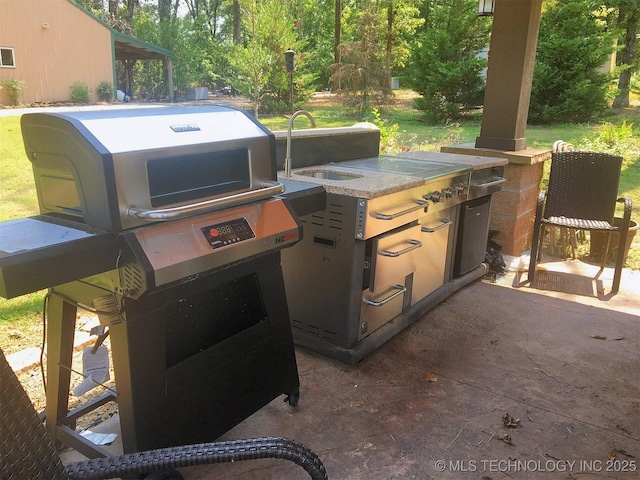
112,31,175,102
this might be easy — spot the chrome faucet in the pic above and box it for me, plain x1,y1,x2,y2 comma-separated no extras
284,110,316,177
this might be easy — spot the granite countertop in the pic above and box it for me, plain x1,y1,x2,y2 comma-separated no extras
277,151,506,199
394,150,509,170
278,164,423,200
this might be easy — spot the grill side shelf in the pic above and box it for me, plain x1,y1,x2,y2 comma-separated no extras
0,217,118,299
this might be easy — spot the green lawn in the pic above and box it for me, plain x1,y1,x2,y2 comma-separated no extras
1,101,639,352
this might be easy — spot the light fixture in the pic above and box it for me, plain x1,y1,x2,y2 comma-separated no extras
477,0,494,16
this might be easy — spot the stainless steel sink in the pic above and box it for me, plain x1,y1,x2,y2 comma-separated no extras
298,170,364,181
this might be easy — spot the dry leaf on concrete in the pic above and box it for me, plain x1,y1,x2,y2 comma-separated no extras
424,371,438,382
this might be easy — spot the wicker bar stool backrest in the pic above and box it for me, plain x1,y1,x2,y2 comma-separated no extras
0,348,69,479
544,151,623,223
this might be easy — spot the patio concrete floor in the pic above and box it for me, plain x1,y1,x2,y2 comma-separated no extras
61,256,640,479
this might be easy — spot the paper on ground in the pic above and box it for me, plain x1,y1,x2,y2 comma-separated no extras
79,430,118,445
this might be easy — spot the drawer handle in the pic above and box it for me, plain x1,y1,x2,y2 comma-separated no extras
363,284,406,307
371,200,428,220
471,177,506,189
378,239,422,257
421,218,451,233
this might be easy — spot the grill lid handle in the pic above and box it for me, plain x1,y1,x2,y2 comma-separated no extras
126,181,285,222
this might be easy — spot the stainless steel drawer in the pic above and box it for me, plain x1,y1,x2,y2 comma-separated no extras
368,224,422,293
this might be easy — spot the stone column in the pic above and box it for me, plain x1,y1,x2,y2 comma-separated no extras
475,0,543,151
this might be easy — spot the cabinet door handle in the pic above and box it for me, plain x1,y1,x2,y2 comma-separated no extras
362,284,406,306
371,200,428,220
421,218,451,233
378,239,422,257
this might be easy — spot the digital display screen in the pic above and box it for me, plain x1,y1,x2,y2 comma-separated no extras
201,217,255,249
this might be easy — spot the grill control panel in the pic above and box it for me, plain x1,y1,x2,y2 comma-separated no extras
202,217,255,249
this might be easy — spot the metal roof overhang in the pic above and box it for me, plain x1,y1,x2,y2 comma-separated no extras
111,31,174,101
112,32,174,61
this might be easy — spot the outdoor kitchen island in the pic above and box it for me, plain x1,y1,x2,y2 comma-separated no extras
278,134,507,364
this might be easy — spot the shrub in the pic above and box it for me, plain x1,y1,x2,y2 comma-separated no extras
362,108,400,154
405,0,491,124
70,81,90,103
1,78,26,106
528,0,617,124
96,81,114,102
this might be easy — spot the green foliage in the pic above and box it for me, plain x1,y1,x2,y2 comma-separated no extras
70,81,90,103
229,42,273,116
579,120,640,160
295,0,336,89
96,81,114,102
405,0,491,124
529,0,617,124
228,0,311,116
362,107,400,153
1,78,25,106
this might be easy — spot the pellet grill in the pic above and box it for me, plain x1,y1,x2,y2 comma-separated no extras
0,105,319,457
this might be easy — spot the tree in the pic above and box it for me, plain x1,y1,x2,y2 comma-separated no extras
610,0,639,108
335,0,342,65
328,1,387,113
529,0,617,123
228,0,309,115
380,0,423,92
405,0,491,123
328,0,422,109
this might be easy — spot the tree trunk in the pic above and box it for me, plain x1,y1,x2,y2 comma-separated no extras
109,0,118,19
612,5,639,108
158,0,171,22
334,0,342,64
125,0,137,23
233,0,241,44
385,3,393,93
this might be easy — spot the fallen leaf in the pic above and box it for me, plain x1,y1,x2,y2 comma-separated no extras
612,337,626,341
424,371,438,382
497,434,514,446
502,413,521,428
609,449,617,460
590,335,607,340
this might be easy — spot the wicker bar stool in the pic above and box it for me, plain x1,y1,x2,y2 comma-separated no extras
528,150,632,294
0,347,328,480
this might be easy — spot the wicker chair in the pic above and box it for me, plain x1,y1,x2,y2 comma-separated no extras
0,347,328,480
528,151,633,294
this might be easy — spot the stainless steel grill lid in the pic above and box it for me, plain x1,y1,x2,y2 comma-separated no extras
21,105,278,232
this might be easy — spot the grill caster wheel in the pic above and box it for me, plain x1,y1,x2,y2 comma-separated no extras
284,391,299,407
